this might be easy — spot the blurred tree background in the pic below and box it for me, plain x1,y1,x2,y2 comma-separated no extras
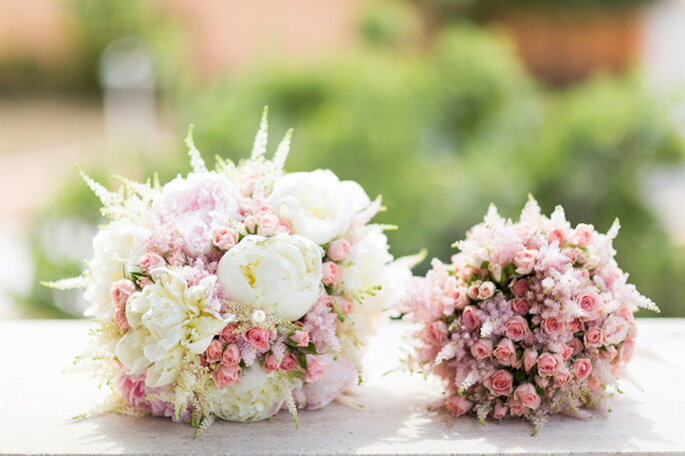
6,0,685,317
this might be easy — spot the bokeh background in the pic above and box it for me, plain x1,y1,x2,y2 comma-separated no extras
1,0,685,319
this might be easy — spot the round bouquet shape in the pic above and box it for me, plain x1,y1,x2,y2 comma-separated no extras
399,196,657,433
53,110,411,432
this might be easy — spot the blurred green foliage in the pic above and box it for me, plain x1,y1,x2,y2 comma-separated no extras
22,21,685,318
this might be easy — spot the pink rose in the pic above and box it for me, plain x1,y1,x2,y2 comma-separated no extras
453,288,469,310
569,338,584,356
628,321,638,340
587,377,601,392
205,339,223,363
508,397,526,416
602,315,629,345
219,323,238,344
510,298,529,315
483,369,513,396
110,279,136,308
493,338,516,366
478,281,496,300
620,340,635,363
113,311,130,333
212,363,241,388
572,358,592,380
245,327,271,353
542,317,564,336
274,220,293,235
568,318,583,333
505,315,530,341
514,383,541,410
523,348,538,372
166,249,186,266
462,306,480,331
559,344,573,362
535,375,550,389
254,204,271,218
321,262,342,285
537,352,558,377
467,284,480,300
238,173,258,196
470,339,493,360
280,353,298,371
584,326,603,348
243,215,258,233
547,228,566,245
601,345,617,361
511,278,529,297
569,224,593,247
139,251,165,273
445,395,472,417
326,239,351,262
611,361,621,377
337,296,353,316
578,292,600,315
257,214,279,237
492,401,508,419
553,365,571,387
221,343,241,366
514,249,537,275
264,353,281,373
425,320,449,346
305,355,330,383
291,330,311,347
212,226,238,250
138,276,153,289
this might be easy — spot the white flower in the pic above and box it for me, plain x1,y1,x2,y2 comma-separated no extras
154,171,241,256
208,364,296,422
84,223,149,320
217,234,323,321
267,170,370,245
115,269,231,387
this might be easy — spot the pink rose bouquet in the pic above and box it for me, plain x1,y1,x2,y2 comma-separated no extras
48,110,410,433
399,197,658,433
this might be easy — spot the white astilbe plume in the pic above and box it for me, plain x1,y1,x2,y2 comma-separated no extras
185,125,208,174
250,106,269,161
41,276,90,290
273,128,293,171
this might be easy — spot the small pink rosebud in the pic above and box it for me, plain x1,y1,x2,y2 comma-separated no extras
290,330,310,347
212,226,238,250
212,363,241,388
321,262,342,285
257,214,279,237
280,353,298,371
205,339,223,363
326,238,351,262
244,215,258,233
547,228,567,245
263,353,281,373
110,279,136,308
222,343,241,366
337,296,353,316
219,323,239,344
305,355,329,382
139,251,165,273
445,396,472,417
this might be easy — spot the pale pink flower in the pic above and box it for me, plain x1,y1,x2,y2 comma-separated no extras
514,249,537,275
578,292,600,315
257,214,279,237
514,383,541,410
445,395,472,417
212,226,238,250
523,348,538,372
139,251,165,273
602,315,629,345
572,358,592,380
569,224,593,247
511,278,529,296
244,215,258,233
274,220,293,235
212,363,241,388
510,298,529,315
110,279,136,308
219,323,239,344
505,315,530,341
494,338,516,366
245,327,271,353
470,339,493,360
453,288,469,310
508,396,526,416
337,296,353,316
537,352,558,377
584,326,603,348
568,318,583,333
166,249,186,266
305,355,330,382
462,306,480,330
547,228,566,245
553,365,571,387
321,262,342,285
138,276,153,289
467,284,480,300
535,375,550,389
326,239,351,262
264,353,281,373
601,345,618,361
221,343,241,366
587,377,601,392
280,352,298,371
619,340,635,363
542,317,564,336
114,311,130,333
483,369,513,396
291,330,311,347
492,401,508,419
478,281,496,300
559,344,573,362
569,338,584,356
425,320,449,346
205,339,223,363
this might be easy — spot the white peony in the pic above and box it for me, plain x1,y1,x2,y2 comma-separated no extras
207,364,296,422
267,170,370,245
115,269,232,387
216,234,323,321
84,223,149,321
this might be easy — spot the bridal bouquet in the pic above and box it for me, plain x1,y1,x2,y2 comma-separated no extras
50,111,410,433
399,197,657,433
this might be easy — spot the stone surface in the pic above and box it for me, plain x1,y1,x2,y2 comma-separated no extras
1,318,684,455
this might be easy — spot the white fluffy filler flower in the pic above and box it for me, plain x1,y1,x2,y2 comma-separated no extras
216,234,323,321
115,269,232,387
267,169,370,245
83,223,149,321
208,364,297,422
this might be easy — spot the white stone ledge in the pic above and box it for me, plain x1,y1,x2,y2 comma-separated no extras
1,319,684,456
